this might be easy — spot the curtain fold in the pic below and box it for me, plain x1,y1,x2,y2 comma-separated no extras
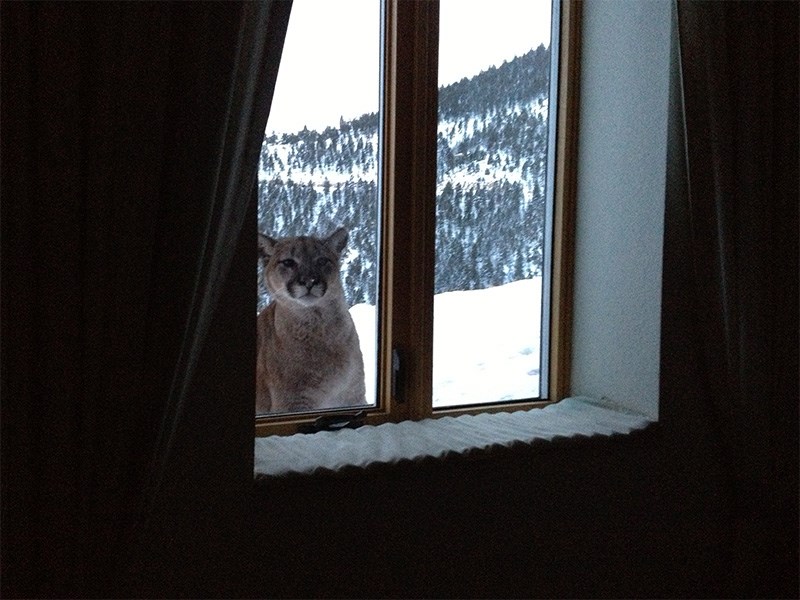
675,0,798,593
0,2,292,597
141,0,292,529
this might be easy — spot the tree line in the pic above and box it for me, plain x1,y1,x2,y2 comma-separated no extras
258,46,551,308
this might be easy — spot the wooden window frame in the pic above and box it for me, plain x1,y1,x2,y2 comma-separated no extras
255,0,581,436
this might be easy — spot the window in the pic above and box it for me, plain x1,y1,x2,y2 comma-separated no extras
256,0,580,435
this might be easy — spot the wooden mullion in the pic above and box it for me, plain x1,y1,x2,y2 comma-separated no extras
548,0,581,402
383,0,439,421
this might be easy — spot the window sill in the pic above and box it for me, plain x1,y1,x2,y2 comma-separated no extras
253,396,655,479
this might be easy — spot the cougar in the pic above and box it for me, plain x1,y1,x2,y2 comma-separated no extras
256,227,366,414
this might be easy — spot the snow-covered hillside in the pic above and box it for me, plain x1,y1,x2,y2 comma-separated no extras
258,45,552,310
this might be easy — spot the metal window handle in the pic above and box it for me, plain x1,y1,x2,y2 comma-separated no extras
392,348,404,403
297,410,366,434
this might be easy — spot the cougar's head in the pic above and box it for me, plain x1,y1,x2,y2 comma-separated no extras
258,227,348,306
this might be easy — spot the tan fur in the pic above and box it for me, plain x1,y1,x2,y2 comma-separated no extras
256,228,366,414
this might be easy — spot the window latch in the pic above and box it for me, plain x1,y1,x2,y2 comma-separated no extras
392,348,405,403
298,410,366,434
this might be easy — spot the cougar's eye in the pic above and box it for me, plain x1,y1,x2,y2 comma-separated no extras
315,257,331,268
279,258,297,269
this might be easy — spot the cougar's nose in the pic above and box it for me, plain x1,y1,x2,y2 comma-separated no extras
298,275,318,288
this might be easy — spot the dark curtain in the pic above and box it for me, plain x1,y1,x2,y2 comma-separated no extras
674,1,798,595
1,1,292,597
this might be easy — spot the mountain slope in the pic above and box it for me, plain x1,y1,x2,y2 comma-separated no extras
258,45,551,308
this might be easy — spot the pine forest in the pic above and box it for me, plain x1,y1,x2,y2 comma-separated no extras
258,44,551,309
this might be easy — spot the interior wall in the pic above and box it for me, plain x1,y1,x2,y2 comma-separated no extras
244,427,733,599
570,0,671,419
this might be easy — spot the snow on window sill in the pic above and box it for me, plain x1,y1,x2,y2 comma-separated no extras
253,396,655,479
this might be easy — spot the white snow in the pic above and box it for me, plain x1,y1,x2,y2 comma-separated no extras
350,277,542,408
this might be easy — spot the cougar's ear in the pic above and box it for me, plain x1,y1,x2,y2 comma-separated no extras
325,227,348,255
258,233,277,260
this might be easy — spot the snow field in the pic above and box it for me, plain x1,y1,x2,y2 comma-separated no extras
350,277,542,408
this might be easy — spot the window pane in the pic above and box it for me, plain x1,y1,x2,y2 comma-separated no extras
257,0,380,415
433,0,553,407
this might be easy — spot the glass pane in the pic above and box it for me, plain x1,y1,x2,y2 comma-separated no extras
433,0,554,407
257,0,380,415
